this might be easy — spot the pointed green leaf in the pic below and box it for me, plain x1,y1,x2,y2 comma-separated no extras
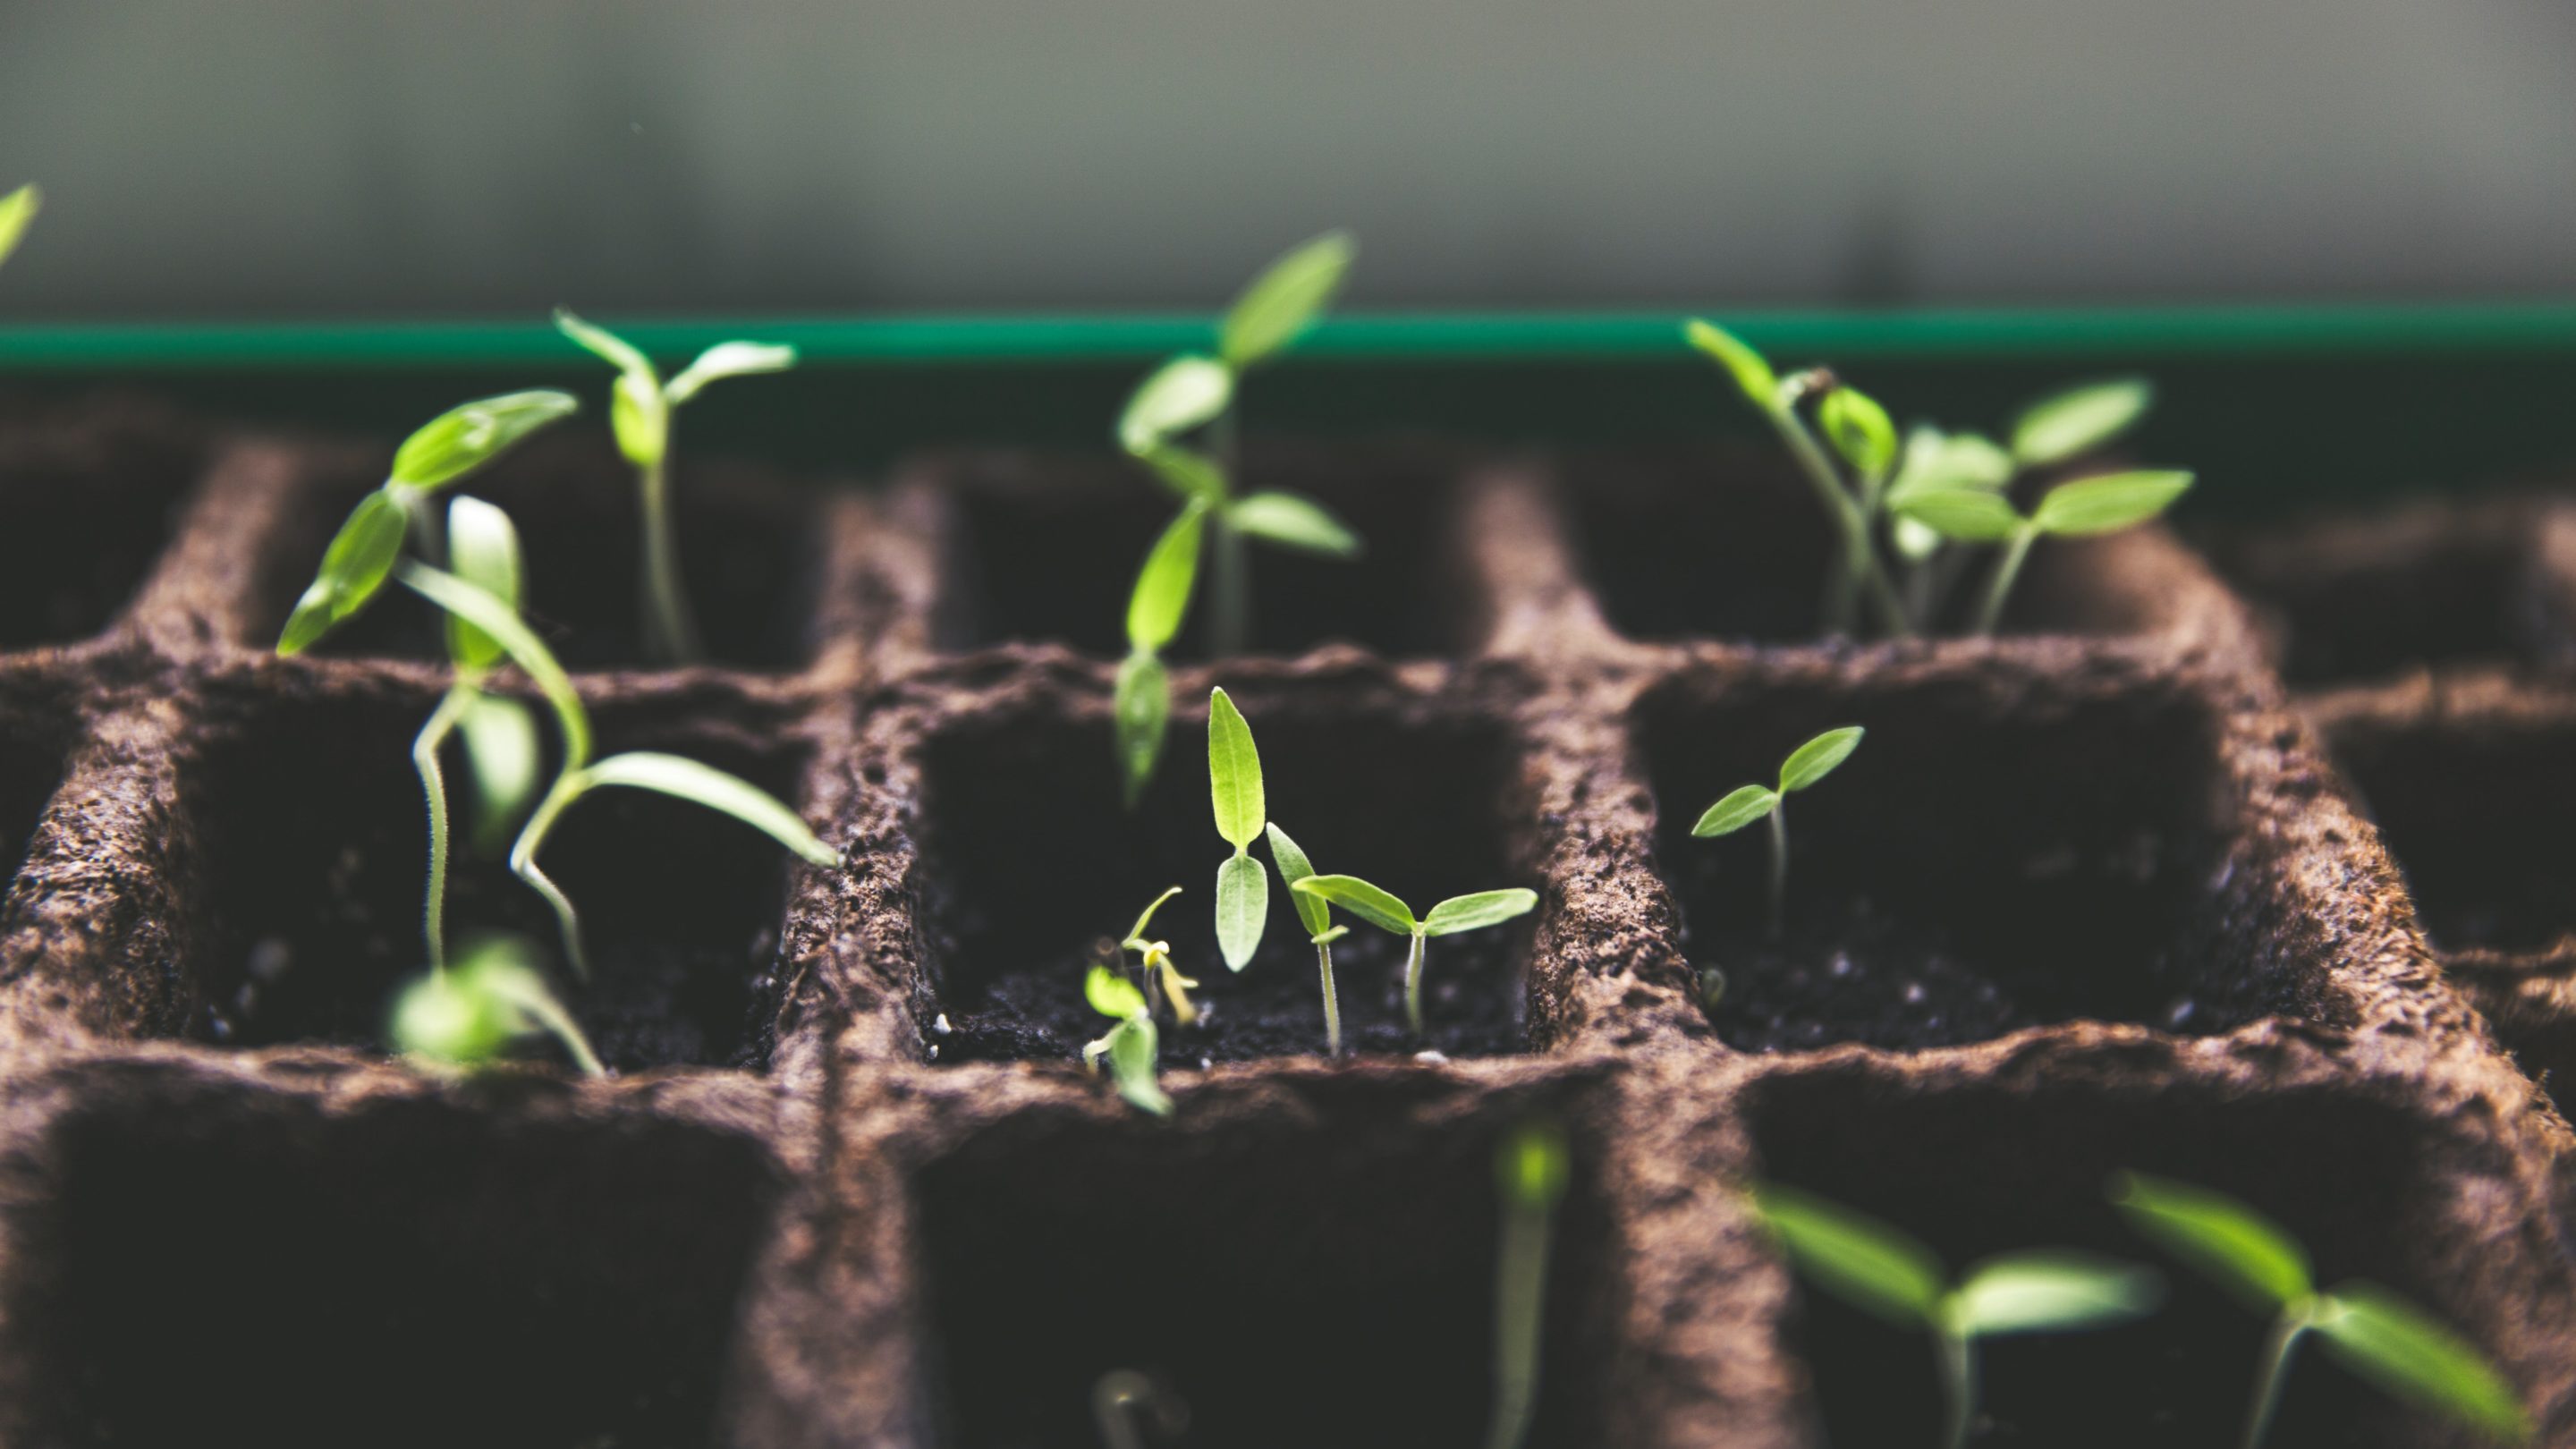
1127,500,1208,653
1894,487,2024,543
389,390,580,492
1266,823,1332,939
1290,874,1416,936
1684,318,1776,405
1086,963,1150,1020
1497,1119,1572,1210
399,562,590,766
1819,387,1897,480
1749,1182,1945,1328
0,184,38,271
1421,888,1538,936
2108,1172,2311,1312
1691,784,1777,838
665,340,797,404
1890,426,2013,503
2012,377,2153,468
574,751,836,867
445,496,523,671
1207,687,1265,850
1220,231,1355,369
278,489,410,655
1119,355,1233,454
457,692,541,848
2032,470,2194,537
553,307,655,379
1124,886,1184,946
1114,652,1172,809
2312,1285,2530,1443
1134,441,1227,503
1778,726,1864,792
1107,1015,1171,1115
1227,491,1360,558
1216,852,1268,971
1950,1250,2164,1337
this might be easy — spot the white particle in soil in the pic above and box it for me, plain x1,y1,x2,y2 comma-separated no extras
1414,1050,1450,1063
2163,996,2198,1030
1902,981,1928,1005
933,1013,952,1035
1829,952,1854,979
205,1013,233,1043
1199,1057,1213,1070
925,1042,939,1060
247,938,291,983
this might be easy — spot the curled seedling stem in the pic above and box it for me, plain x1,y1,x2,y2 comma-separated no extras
1119,886,1199,1026
1692,726,1863,941
1290,874,1538,1038
1486,1119,1571,1449
390,934,605,1078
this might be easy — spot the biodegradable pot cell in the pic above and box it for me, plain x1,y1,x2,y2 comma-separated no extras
0,394,2570,1448
0,394,210,650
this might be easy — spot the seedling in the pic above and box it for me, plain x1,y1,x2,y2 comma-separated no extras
1082,966,1171,1116
1266,822,1350,1055
1749,1181,2163,1449
556,309,798,665
2110,1172,2530,1447
1486,1119,1571,1449
1112,234,1362,804
1691,726,1863,941
1117,886,1200,1027
1207,687,1272,972
1289,875,1538,1038
389,934,604,1077
0,183,38,272
1892,469,2193,636
1093,1369,1188,1449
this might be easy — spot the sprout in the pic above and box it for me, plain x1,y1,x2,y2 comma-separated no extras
2110,1172,2530,1447
1485,1119,1571,1449
389,934,603,1077
1750,1182,2163,1449
1206,687,1272,972
1117,886,1200,1027
1113,233,1362,804
1690,726,1863,941
555,309,798,665
1892,470,2193,637
1266,822,1350,1055
1081,966,1170,1116
1289,875,1537,1038
1093,1369,1189,1449
0,183,38,272
2011,378,2156,470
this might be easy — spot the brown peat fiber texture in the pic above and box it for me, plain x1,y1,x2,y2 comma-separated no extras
0,397,2566,1447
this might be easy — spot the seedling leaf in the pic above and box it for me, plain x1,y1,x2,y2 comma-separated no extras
553,307,654,378
1778,726,1864,792
1220,231,1354,369
397,563,590,766
1292,874,1417,936
1125,885,1183,945
388,389,580,492
575,751,837,866
457,693,541,846
1207,687,1265,850
1119,354,1233,454
1086,963,1150,1020
2032,470,2193,537
1950,1251,2164,1336
279,489,408,654
1895,487,2023,542
2012,377,2153,468
1107,1014,1171,1114
1691,784,1777,838
1498,1119,1571,1210
1749,1182,1944,1327
1891,426,2013,500
2108,1171,2312,1311
2312,1285,2530,1443
0,184,38,271
1127,500,1208,653
392,937,602,1077
445,496,523,671
1422,888,1539,936
1228,491,1360,558
1134,441,1227,503
665,340,797,404
1216,852,1268,970
1820,387,1897,480
1684,318,1776,404
1266,823,1332,939
1113,653,1171,809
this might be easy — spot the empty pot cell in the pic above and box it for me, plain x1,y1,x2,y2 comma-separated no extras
913,1087,1609,1448
1742,1065,2537,1449
2203,496,2568,686
914,693,1537,1063
930,449,1464,658
0,396,208,648
178,682,812,1070
259,434,819,670
1637,667,2240,1051
4,1076,778,1449
0,691,69,894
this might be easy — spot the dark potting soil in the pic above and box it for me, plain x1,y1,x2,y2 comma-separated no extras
2327,716,2576,956
0,394,208,648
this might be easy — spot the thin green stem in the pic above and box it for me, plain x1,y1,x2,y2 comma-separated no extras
2241,1307,2311,1449
1208,508,1250,657
1766,802,1789,942
510,776,590,979
1403,930,1428,1037
638,451,704,664
1484,1183,1556,1449
1936,1326,1978,1449
1768,408,1912,640
1974,524,2040,638
411,686,474,973
502,975,606,1078
1317,937,1342,1056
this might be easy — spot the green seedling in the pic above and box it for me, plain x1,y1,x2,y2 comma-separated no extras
2110,1172,2530,1447
1691,726,1863,941
1113,234,1361,804
1750,1182,2164,1449
389,933,604,1077
555,309,797,665
1266,822,1350,1055
1117,886,1200,1026
1082,966,1171,1116
1289,875,1538,1038
1486,1119,1572,1449
1892,468,2192,637
395,561,838,979
0,184,39,272
1093,1369,1189,1449
1206,687,1272,972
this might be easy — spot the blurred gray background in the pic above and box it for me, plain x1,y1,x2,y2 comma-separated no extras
4,0,2575,318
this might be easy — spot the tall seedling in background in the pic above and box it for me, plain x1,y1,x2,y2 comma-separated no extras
2111,1173,2530,1447
1692,727,1863,941
1113,234,1363,804
556,309,798,665
1291,875,1537,1038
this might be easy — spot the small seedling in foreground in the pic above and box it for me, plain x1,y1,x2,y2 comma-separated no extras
1117,886,1200,1026
1486,1119,1571,1449
1692,726,1863,941
1750,1181,2163,1449
1206,687,1273,972
1892,468,2193,636
556,309,797,665
1081,966,1171,1116
0,184,39,273
389,934,604,1077
1093,1369,1189,1449
1290,875,1538,1038
2110,1172,2529,1447
1266,822,1350,1055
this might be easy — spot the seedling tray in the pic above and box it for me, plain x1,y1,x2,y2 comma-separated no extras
1,307,2574,1449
